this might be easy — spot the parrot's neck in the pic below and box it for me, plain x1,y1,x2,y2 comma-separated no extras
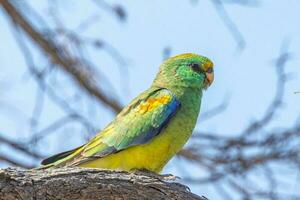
171,86,202,100
151,83,203,127
152,82,203,103
171,85,203,120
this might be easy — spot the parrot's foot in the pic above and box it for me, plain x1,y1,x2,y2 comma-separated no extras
132,169,180,182
166,182,191,192
132,169,159,178
160,173,180,181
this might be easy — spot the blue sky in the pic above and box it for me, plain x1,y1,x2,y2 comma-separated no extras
0,0,299,199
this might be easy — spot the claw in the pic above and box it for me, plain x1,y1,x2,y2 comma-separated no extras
160,173,180,181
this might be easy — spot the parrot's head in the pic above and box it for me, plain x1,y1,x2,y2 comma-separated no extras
153,53,214,90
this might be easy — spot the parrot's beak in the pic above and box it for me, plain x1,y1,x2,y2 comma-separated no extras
205,68,214,87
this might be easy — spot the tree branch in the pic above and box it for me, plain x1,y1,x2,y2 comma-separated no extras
0,167,207,200
0,0,123,113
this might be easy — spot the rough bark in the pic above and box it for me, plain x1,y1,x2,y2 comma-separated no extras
0,167,207,200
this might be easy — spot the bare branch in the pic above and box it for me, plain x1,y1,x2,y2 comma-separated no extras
0,155,35,169
0,134,43,160
91,0,127,21
0,0,123,113
0,167,206,200
210,0,246,50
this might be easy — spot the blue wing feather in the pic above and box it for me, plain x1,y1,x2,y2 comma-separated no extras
130,97,180,145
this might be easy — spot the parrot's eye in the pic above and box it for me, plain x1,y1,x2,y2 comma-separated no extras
190,63,204,74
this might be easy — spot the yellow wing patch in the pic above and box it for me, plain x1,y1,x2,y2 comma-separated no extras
138,95,171,114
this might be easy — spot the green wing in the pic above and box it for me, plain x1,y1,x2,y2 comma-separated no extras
41,88,180,167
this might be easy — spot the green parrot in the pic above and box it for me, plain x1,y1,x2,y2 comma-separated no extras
40,53,214,173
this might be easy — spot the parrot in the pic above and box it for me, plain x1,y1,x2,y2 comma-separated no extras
40,53,214,173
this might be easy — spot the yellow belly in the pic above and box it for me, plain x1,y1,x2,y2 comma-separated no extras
79,132,174,173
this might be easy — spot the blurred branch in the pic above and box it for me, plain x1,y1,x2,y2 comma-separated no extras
0,0,123,113
210,0,246,50
92,0,127,21
199,97,229,121
242,43,292,135
0,154,35,169
28,115,87,144
0,134,43,160
12,24,97,135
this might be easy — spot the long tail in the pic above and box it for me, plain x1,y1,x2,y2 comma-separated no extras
36,145,84,169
